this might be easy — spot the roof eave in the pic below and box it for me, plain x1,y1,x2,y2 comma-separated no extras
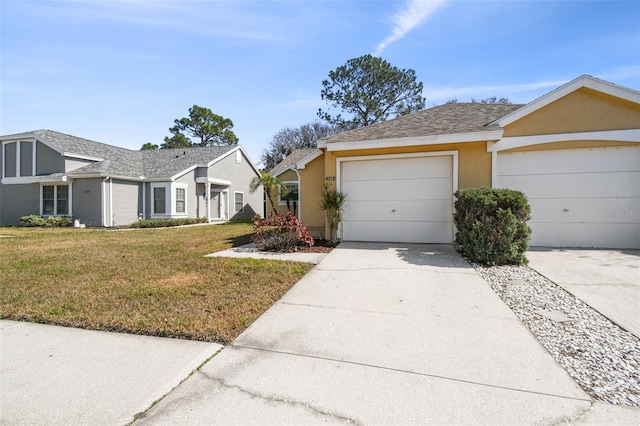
324,130,504,152
491,75,640,128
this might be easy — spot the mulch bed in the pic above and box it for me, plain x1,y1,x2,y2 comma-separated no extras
297,239,335,253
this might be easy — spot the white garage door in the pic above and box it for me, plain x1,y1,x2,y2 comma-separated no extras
339,154,453,243
495,145,640,249
112,180,141,226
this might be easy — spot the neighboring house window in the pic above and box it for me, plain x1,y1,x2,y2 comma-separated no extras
234,192,244,212
176,187,186,214
41,184,70,216
235,149,242,164
56,185,69,215
153,187,166,214
42,186,55,215
278,182,299,205
151,183,187,217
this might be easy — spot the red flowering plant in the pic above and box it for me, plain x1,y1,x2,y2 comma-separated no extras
251,212,315,252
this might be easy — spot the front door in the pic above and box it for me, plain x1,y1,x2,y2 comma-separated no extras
210,191,220,219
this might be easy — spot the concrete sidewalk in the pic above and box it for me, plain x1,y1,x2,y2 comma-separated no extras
0,320,221,425
527,248,640,338
205,243,329,264
138,243,593,425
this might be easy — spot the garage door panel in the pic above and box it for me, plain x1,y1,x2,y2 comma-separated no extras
496,146,640,249
341,156,451,182
528,222,640,249
498,146,640,176
342,178,452,201
342,220,452,243
343,199,452,222
497,171,640,199
340,155,453,244
530,198,640,223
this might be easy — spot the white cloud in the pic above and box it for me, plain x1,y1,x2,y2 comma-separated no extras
374,0,449,56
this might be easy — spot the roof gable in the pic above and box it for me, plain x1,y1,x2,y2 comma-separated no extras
491,75,640,128
269,148,318,176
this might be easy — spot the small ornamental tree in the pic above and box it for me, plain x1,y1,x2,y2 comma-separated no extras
453,188,531,266
249,171,281,215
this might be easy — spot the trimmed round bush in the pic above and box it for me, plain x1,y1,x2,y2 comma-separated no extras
454,188,531,265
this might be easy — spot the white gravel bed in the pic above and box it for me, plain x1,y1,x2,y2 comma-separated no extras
473,264,640,407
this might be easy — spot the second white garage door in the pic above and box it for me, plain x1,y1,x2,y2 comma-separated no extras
495,145,640,249
339,154,454,243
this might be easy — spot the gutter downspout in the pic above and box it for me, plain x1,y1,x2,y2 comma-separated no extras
206,183,211,223
102,177,108,226
141,182,146,220
109,177,113,227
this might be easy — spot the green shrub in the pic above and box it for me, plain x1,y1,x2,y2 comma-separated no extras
130,217,207,228
251,212,314,252
19,215,47,227
19,215,72,227
46,216,73,227
453,188,531,265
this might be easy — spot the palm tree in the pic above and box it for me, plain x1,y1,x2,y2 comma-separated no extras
250,171,281,215
319,182,347,245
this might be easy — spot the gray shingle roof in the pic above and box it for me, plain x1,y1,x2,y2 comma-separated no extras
0,129,237,180
269,148,318,176
322,103,525,143
142,146,235,178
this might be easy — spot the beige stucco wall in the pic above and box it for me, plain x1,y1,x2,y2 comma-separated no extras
503,88,640,137
316,141,493,239
324,142,492,189
299,155,326,237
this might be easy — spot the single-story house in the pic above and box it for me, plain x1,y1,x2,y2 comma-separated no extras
270,75,640,249
0,130,263,227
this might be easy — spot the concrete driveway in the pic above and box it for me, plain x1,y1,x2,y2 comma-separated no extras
527,248,640,338
138,242,591,425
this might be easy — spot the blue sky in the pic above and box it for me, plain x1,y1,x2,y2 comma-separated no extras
2,0,639,165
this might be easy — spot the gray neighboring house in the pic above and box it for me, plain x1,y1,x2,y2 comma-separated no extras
0,130,263,227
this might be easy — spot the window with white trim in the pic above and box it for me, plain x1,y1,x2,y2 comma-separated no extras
150,182,188,217
175,187,186,213
278,182,299,205
153,187,166,214
234,192,244,212
41,184,70,216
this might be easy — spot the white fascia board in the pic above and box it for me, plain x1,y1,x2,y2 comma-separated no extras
170,165,197,181
272,167,293,178
295,149,323,169
69,173,145,181
325,130,503,152
1,136,38,144
317,139,328,148
64,152,104,162
492,75,640,127
487,129,640,152
273,149,324,177
2,175,69,184
195,176,232,186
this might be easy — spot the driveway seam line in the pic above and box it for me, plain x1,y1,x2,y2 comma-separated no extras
197,370,362,425
230,344,592,404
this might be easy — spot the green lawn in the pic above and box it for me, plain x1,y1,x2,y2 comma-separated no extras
0,223,313,344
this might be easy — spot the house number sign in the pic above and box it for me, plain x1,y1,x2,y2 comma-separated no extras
325,176,336,181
